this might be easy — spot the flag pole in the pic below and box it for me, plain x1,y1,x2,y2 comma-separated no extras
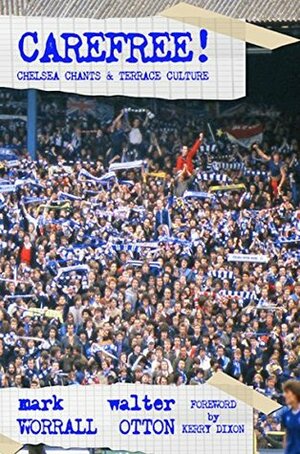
207,122,216,142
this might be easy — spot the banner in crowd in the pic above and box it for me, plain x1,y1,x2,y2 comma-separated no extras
0,382,254,453
224,124,264,148
227,253,269,263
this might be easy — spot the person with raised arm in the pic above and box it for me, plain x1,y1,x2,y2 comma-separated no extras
176,132,204,179
252,143,286,196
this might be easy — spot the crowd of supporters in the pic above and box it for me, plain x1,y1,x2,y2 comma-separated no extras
0,92,299,427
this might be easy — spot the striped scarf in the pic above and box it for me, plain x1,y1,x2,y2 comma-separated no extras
219,290,256,300
196,172,231,183
209,270,235,280
183,191,213,199
78,169,117,185
210,161,269,179
211,162,245,171
200,144,218,154
109,160,145,172
244,169,269,178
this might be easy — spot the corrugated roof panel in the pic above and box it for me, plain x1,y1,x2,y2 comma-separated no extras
0,0,28,15
0,0,299,22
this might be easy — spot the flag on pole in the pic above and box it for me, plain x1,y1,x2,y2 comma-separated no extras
224,124,263,148
67,97,97,117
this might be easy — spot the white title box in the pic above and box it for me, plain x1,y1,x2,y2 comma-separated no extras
0,384,253,453
0,15,245,100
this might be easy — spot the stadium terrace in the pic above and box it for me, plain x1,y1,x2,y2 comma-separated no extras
0,87,299,451
18,31,194,64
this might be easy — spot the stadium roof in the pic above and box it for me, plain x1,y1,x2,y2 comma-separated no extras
0,0,299,23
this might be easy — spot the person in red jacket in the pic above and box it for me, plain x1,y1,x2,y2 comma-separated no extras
176,132,203,179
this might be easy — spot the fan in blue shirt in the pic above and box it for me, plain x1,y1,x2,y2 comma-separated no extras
281,380,300,454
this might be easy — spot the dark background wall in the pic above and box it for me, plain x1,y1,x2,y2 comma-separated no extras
246,29,299,113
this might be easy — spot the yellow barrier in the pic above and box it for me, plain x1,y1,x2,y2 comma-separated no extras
266,431,285,436
255,430,285,453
